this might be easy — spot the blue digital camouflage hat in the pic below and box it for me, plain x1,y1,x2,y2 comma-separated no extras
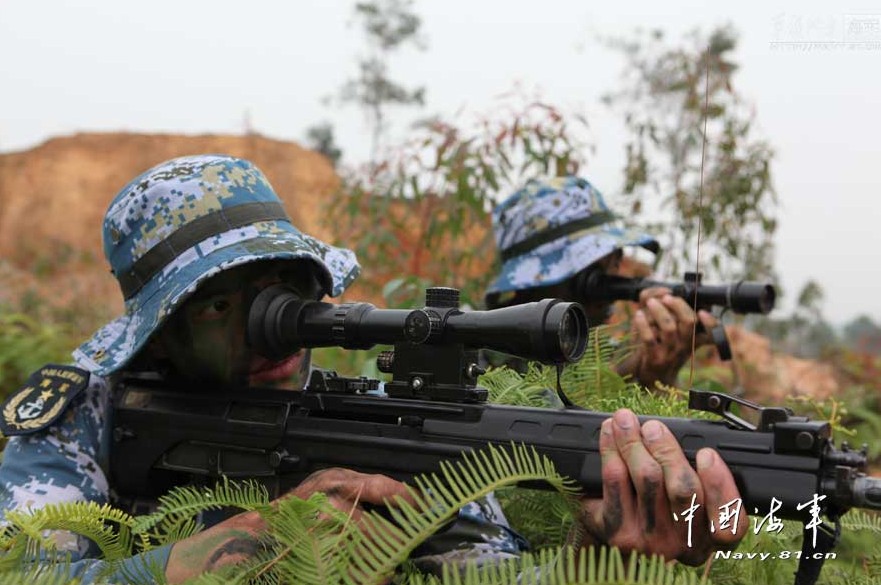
485,176,659,297
73,154,360,376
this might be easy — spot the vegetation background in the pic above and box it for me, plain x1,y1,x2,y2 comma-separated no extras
0,2,879,583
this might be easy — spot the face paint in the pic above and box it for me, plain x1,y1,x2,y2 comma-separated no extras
160,273,253,388
156,260,322,389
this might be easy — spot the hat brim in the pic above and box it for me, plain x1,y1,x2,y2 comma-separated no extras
73,221,359,376
485,223,658,296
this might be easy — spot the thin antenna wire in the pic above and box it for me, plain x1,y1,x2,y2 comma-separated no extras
688,46,711,387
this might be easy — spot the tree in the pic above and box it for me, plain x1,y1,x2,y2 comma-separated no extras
604,26,777,282
751,279,838,358
843,314,881,355
340,0,427,164
304,121,343,167
327,97,590,308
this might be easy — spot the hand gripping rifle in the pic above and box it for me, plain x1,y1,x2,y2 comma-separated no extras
577,270,777,360
111,287,879,585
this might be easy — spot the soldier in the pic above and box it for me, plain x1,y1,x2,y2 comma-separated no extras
484,176,721,388
0,157,743,583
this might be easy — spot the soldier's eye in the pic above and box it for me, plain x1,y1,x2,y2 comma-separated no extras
195,298,234,321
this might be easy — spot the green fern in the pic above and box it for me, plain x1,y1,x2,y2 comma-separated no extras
482,365,555,408
0,567,80,585
132,476,271,543
345,443,581,584
403,546,705,585
251,493,349,585
840,510,881,533
494,488,575,549
2,501,137,561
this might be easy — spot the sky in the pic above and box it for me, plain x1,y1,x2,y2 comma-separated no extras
1,0,879,325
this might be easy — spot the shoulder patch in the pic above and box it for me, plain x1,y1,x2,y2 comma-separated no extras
0,364,90,436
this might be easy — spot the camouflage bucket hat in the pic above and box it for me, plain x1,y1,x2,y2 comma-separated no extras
73,154,360,376
485,176,659,297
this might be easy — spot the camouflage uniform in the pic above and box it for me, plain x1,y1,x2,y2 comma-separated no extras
0,155,526,583
481,176,659,376
485,176,658,299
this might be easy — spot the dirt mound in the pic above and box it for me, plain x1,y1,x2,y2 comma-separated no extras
0,132,341,326
725,325,839,400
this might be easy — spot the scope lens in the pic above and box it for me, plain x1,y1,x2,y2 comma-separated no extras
558,308,585,360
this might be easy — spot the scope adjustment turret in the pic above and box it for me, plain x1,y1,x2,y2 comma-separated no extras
425,287,460,308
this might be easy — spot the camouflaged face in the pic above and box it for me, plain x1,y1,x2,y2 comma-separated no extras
485,176,658,295
74,155,360,376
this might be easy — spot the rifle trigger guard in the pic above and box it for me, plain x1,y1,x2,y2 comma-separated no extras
688,389,792,431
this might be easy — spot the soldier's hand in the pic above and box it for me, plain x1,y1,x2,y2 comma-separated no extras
625,287,717,387
576,409,746,565
166,508,270,583
166,468,413,583
289,467,414,523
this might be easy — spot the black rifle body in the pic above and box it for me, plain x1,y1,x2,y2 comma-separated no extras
110,375,875,521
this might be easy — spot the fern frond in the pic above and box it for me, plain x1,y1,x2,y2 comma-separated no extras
344,443,580,584
2,500,136,561
254,493,349,585
553,326,630,404
178,563,262,585
0,567,73,585
132,477,271,544
865,545,881,581
482,327,709,420
841,510,881,533
178,572,240,585
495,488,575,548
404,546,704,585
481,366,557,408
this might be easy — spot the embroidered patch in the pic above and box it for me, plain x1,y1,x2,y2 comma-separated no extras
0,364,90,436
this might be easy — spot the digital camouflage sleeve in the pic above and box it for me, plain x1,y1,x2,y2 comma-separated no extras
0,368,172,582
0,366,529,583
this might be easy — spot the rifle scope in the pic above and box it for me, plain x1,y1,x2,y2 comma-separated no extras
581,271,776,315
248,285,588,364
